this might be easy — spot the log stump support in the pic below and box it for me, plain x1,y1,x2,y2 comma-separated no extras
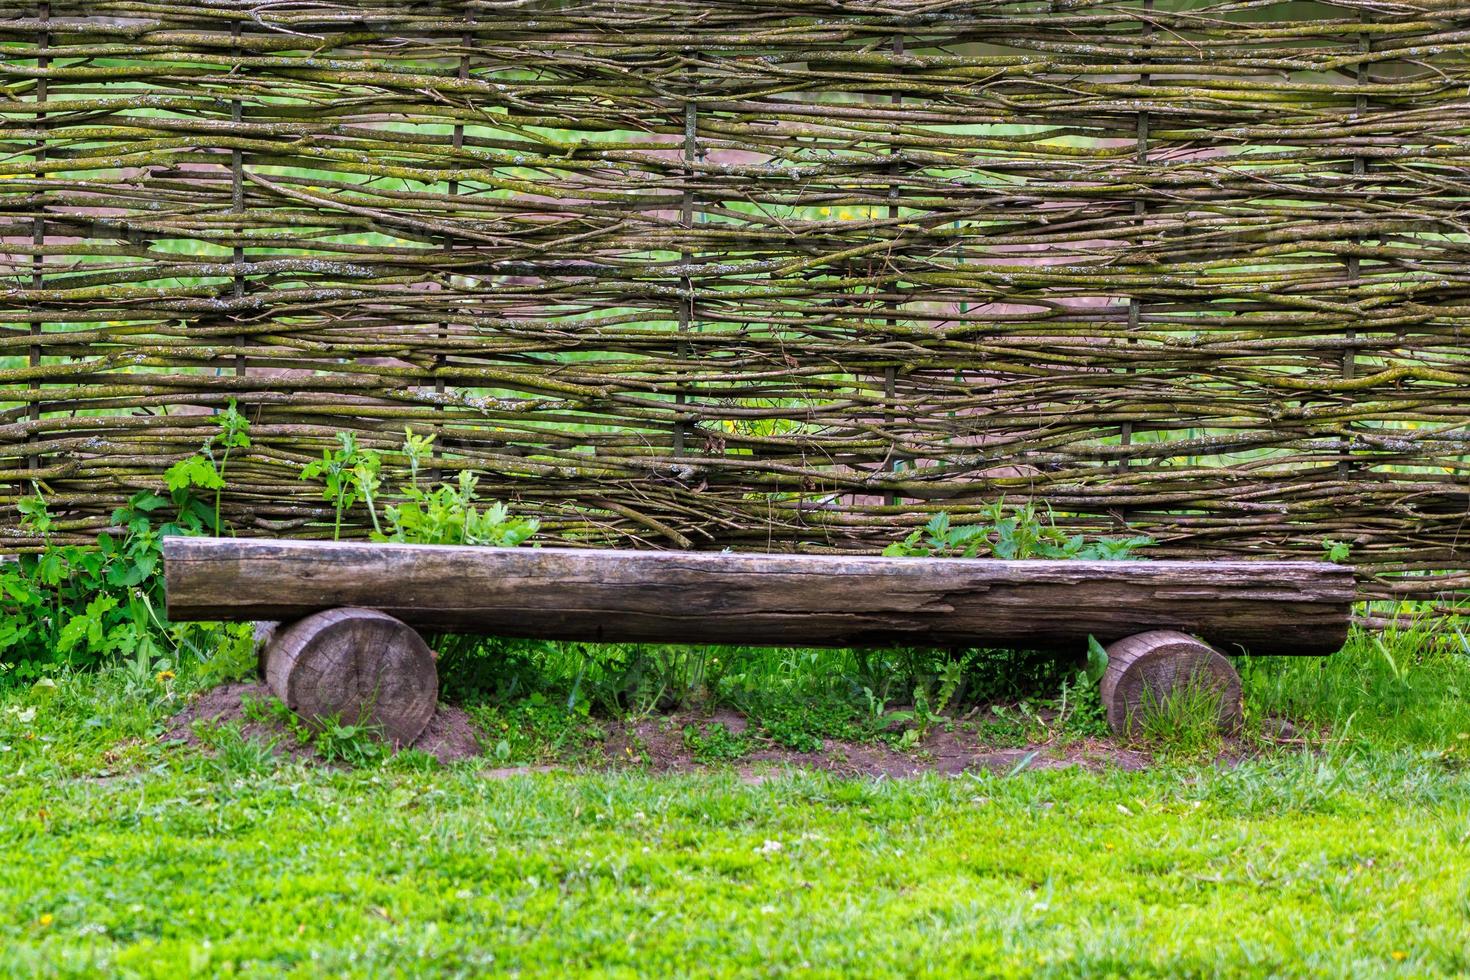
258,607,437,747
1099,630,1243,737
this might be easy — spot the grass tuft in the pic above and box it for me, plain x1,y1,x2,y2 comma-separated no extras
1130,675,1229,758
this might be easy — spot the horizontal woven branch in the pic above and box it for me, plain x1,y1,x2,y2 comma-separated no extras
2,1,1467,605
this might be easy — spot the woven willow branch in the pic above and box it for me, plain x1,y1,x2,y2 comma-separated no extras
2,1,1468,604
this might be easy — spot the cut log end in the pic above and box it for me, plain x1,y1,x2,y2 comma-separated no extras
262,607,437,747
1100,630,1243,738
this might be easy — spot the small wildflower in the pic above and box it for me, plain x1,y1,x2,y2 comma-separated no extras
156,670,175,683
38,914,53,927
1391,951,1407,961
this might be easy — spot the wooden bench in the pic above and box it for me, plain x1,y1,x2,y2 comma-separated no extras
164,537,1355,744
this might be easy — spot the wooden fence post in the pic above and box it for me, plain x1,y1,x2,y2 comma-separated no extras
26,2,49,478
843,32,910,513
431,13,474,485
673,58,699,458
1339,15,1369,480
229,19,247,381
1120,0,1152,476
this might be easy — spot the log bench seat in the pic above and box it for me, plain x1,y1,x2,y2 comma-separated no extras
164,537,1356,745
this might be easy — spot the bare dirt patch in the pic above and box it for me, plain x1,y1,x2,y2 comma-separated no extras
602,712,1155,779
166,688,1268,777
411,704,483,762
165,681,485,764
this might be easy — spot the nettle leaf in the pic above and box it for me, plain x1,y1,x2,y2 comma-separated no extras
992,521,1020,560
945,525,987,551
132,491,170,513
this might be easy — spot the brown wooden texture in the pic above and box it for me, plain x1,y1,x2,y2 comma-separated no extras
263,606,437,746
166,538,1354,655
1100,630,1244,736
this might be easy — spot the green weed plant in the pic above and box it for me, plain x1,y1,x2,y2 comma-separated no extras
884,502,1152,561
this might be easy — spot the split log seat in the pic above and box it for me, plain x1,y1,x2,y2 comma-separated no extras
163,537,1356,743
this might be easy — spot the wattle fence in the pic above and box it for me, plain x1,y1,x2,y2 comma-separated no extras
2,1,1467,604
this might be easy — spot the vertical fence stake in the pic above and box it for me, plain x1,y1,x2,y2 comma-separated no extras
230,19,246,381
1119,0,1152,474
432,17,472,485
26,2,50,479
674,59,698,457
882,35,903,507
1340,17,1368,480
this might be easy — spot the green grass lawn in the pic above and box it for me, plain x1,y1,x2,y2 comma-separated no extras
5,755,1470,976
2,618,1469,977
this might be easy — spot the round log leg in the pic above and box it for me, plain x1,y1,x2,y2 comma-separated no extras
263,607,437,747
252,620,278,677
1099,630,1243,737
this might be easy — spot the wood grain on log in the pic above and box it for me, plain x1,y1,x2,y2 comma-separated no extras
1101,630,1244,736
263,607,437,746
165,538,1354,656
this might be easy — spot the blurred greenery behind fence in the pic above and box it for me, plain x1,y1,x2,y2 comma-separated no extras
1,1,1467,604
